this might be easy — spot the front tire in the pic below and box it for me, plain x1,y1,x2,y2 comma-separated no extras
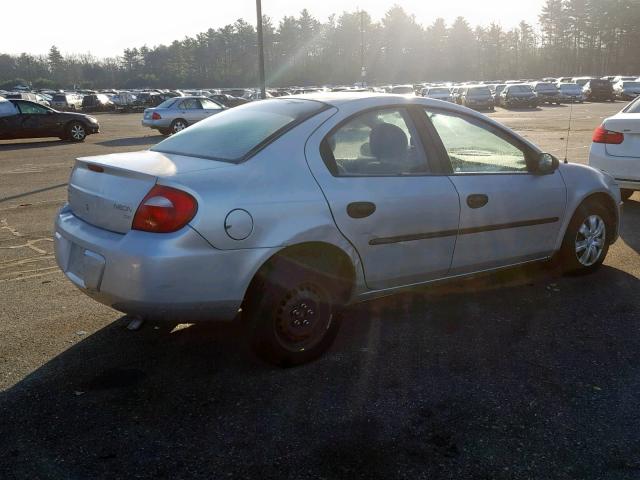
558,202,611,274
246,257,342,367
66,122,87,142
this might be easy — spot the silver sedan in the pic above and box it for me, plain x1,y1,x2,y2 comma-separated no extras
55,93,621,366
142,96,225,135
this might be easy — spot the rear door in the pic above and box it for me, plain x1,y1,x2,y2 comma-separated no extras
177,98,205,123
305,105,461,290
423,107,566,273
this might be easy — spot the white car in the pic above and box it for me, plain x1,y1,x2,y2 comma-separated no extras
589,96,640,201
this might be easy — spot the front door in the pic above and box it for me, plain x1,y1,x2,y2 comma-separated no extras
423,108,566,273
306,106,461,290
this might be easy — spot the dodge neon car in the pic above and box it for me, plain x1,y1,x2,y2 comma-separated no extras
55,93,621,366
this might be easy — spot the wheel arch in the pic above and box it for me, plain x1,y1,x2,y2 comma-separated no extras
556,191,619,252
244,241,357,306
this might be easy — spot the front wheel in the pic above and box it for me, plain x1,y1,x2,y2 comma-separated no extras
246,258,342,367
558,202,611,274
66,122,87,142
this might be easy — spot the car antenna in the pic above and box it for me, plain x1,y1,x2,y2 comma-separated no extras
563,97,574,164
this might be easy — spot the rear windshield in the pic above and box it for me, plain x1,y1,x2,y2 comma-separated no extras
52,94,66,101
560,84,582,91
468,87,491,96
151,98,327,162
588,80,610,87
427,88,449,94
156,98,178,109
623,97,640,113
391,86,414,94
535,83,557,91
622,82,640,88
508,85,532,93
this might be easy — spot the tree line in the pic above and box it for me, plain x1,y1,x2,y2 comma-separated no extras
1,0,639,90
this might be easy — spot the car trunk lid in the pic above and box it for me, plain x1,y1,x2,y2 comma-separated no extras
604,113,640,159
68,149,229,233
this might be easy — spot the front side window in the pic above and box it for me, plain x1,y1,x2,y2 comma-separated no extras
323,108,428,176
200,99,222,109
426,110,528,173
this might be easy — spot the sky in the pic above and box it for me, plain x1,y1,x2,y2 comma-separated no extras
1,0,544,58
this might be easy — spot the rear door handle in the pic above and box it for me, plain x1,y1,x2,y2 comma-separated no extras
467,194,489,209
347,202,376,219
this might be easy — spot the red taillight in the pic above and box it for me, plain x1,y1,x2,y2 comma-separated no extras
151,112,161,120
132,185,197,233
592,125,624,144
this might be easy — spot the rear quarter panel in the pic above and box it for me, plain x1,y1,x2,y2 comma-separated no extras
160,106,364,292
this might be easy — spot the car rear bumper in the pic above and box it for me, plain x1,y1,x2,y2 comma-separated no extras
589,144,640,189
141,118,171,129
54,205,274,321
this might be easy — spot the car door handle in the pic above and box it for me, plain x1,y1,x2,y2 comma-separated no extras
467,194,489,209
347,202,376,219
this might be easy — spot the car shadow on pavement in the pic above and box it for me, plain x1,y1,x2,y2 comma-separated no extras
0,139,65,151
96,136,165,148
2,261,640,479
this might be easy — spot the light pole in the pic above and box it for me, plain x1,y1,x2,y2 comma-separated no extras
256,0,266,99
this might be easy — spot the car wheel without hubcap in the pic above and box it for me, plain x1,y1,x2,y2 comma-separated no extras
246,257,343,366
67,122,86,142
274,283,332,353
575,214,606,267
171,119,187,134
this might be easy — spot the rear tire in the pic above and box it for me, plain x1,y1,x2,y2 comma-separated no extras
621,189,634,202
158,128,171,136
170,119,188,134
246,257,343,367
558,201,611,275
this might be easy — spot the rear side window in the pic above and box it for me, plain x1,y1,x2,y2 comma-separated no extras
322,108,428,176
152,98,327,162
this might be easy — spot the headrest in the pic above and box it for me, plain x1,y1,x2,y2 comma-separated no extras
369,123,408,159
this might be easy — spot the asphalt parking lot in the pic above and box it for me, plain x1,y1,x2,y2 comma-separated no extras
1,102,639,479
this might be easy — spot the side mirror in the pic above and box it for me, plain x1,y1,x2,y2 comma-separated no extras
535,153,559,174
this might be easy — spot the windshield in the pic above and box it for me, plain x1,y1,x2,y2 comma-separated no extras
535,83,557,92
151,98,327,162
468,87,491,96
622,82,640,88
508,85,533,93
574,78,590,86
391,86,414,94
428,88,449,94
